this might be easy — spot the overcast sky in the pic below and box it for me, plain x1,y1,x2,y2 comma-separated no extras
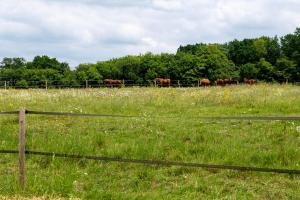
0,0,299,67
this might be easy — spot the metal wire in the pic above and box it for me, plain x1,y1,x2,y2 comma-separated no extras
1,110,300,121
0,150,299,174
0,111,19,115
25,110,300,120
26,110,138,118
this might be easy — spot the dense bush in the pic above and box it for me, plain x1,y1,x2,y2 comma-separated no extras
15,79,28,88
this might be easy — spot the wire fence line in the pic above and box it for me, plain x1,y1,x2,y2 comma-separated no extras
0,107,300,188
1,79,299,89
0,79,198,89
0,111,19,115
1,150,299,175
26,110,138,118
0,85,196,89
1,110,300,120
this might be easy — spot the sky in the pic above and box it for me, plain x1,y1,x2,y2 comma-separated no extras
0,0,299,67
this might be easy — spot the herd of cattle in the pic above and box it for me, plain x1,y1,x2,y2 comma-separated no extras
103,78,257,87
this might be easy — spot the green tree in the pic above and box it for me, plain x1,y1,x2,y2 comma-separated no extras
27,55,71,74
175,52,205,83
281,28,300,73
257,58,275,82
197,45,238,81
253,38,267,58
275,57,298,83
240,63,259,80
177,43,207,54
0,57,26,69
16,80,29,88
227,39,258,65
264,36,281,65
75,64,101,82
226,37,280,66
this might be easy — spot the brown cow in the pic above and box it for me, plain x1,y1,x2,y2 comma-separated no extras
154,78,171,87
104,79,122,87
230,80,239,85
244,78,257,85
224,79,231,85
200,79,211,87
216,78,238,86
216,79,224,86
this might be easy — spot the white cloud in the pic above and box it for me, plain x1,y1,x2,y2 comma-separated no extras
0,0,299,67
151,0,183,11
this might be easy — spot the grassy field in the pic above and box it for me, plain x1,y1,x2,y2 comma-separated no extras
0,84,300,199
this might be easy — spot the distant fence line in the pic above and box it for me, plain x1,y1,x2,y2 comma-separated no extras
0,79,197,89
0,109,300,189
1,80,299,89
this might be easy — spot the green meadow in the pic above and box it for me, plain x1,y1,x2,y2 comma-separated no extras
0,85,300,199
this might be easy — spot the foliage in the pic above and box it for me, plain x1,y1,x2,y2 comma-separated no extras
257,58,275,82
0,57,26,69
281,28,300,70
15,79,28,88
275,57,298,82
75,64,102,83
240,63,259,80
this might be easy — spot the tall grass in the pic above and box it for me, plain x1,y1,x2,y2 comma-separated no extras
0,85,300,199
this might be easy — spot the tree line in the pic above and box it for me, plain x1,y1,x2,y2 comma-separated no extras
1,28,300,87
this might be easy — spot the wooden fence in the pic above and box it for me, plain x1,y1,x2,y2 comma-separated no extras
0,109,300,189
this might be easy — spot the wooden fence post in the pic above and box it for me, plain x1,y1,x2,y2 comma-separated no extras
19,108,26,189
85,80,88,89
154,80,157,87
4,81,7,90
45,80,48,90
